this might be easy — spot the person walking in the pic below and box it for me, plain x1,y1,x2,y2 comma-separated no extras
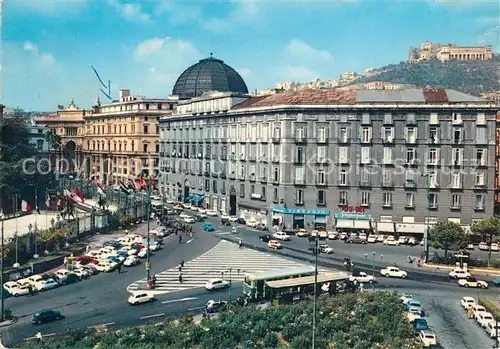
178,235,182,243
117,263,122,274
178,271,183,283
238,239,243,249
180,258,184,268
152,275,157,287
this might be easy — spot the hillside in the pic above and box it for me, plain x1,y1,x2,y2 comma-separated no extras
355,56,500,95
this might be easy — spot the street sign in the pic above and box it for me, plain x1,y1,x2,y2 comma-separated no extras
145,262,151,271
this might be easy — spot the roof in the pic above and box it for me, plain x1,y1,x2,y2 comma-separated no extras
246,266,315,281
265,271,350,288
231,88,488,109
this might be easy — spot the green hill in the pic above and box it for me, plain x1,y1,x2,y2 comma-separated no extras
355,56,500,95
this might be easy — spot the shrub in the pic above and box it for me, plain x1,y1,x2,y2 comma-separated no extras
478,297,500,318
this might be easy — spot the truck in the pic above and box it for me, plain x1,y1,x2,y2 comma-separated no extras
349,271,376,284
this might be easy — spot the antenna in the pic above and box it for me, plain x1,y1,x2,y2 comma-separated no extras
91,65,112,101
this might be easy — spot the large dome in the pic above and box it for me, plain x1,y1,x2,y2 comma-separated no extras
172,56,249,99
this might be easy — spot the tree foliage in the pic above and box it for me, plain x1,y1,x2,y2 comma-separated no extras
471,216,500,266
45,129,62,151
354,56,500,95
429,220,466,258
19,292,422,349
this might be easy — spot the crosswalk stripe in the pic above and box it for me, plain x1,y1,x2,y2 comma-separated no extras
127,240,327,293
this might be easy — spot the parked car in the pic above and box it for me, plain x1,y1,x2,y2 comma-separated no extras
205,299,228,313
477,312,495,327
458,276,489,289
380,267,407,279
491,243,499,252
486,320,499,338
183,217,196,224
236,218,246,225
327,232,338,240
367,235,377,243
472,304,487,320
406,300,424,315
479,242,489,251
103,240,122,249
32,309,64,325
466,243,475,250
205,279,230,291
206,210,218,217
203,223,216,231
138,248,152,258
419,330,437,348
413,318,429,331
296,229,309,237
124,255,140,267
401,293,413,305
319,244,333,254
128,293,155,305
383,236,400,246
3,281,30,297
407,308,422,323
461,296,476,309
345,237,366,244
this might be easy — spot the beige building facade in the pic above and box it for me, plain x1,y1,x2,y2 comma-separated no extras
408,41,493,63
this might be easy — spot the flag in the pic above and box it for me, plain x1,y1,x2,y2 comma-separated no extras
21,200,31,212
119,181,131,195
57,192,63,210
75,187,85,203
45,193,50,209
57,104,64,110
129,179,139,192
139,177,147,189
95,181,106,197
64,189,76,203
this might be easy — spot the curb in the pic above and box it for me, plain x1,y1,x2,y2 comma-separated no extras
0,317,18,328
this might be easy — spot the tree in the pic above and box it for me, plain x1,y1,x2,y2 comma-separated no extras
429,220,465,258
45,129,62,151
471,216,500,267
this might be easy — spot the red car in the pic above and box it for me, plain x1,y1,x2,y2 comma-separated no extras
75,256,99,265
131,243,145,250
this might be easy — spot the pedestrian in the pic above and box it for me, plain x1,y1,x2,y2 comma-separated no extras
117,263,122,274
178,264,182,272
238,239,243,249
152,275,157,286
178,272,183,283
86,245,90,253
180,258,184,268
28,284,34,296
36,331,42,343
178,235,182,243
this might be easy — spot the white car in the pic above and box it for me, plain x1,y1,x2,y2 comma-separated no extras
221,214,231,221
183,217,196,224
95,262,114,272
327,232,337,240
477,312,495,328
479,242,489,251
349,272,376,284
398,236,407,245
149,242,161,251
228,216,238,222
73,268,91,279
448,268,471,279
367,235,377,243
377,235,385,242
138,248,151,258
205,278,230,291
380,267,407,278
37,279,59,291
472,305,487,320
296,229,310,237
486,321,499,338
491,243,499,252
407,237,417,245
383,236,400,246
27,275,44,286
54,269,71,282
407,308,422,323
179,213,190,220
119,246,138,255
419,330,437,348
359,233,367,241
318,230,328,239
461,296,476,309
246,220,259,228
401,293,413,305
128,292,155,305
124,255,140,267
319,244,333,254
206,210,218,217
273,231,291,241
3,281,30,297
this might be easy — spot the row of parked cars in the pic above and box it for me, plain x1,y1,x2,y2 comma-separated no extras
294,229,422,246
461,297,499,339
401,293,438,348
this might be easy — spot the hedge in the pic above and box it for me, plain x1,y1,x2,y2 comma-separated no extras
478,297,500,318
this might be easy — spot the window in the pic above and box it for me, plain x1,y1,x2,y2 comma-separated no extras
453,128,462,144
475,194,484,210
476,127,486,143
361,147,370,164
452,112,462,124
36,139,44,151
452,148,463,165
382,169,392,185
406,170,415,183
361,127,372,143
339,169,348,185
427,148,439,165
362,113,370,124
206,162,212,173
273,167,280,182
428,193,437,208
382,192,392,207
204,179,210,191
360,169,370,184
239,164,245,178
261,186,266,198
317,169,326,184
250,185,255,195
295,167,305,183
405,127,416,143
383,127,394,142
406,148,416,164
476,113,486,125
240,184,245,198
317,146,326,162
317,190,326,204
405,192,414,208
296,127,305,140
339,127,349,142
476,149,487,166
429,112,439,124
317,126,326,142
339,147,348,163
295,146,304,164
451,172,462,188
295,189,304,204
143,144,148,153
383,148,392,164
339,191,348,205
361,191,370,206
429,127,439,143
273,188,278,201
143,125,149,134
213,180,218,193
451,194,461,209
273,125,280,138
428,172,439,188
475,172,485,186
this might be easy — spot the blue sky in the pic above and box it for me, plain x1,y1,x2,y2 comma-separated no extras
3,0,499,111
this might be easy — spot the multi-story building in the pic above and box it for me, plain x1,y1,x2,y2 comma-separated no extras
408,41,493,63
26,118,50,154
83,89,178,186
160,85,498,236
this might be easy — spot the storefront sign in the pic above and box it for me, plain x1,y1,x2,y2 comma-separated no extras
271,207,330,215
335,212,371,221
341,205,365,214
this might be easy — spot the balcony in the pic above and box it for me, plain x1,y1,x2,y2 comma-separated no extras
204,171,210,177
249,175,256,182
338,137,349,144
294,159,304,165
272,178,279,184
405,137,416,144
295,136,307,144
272,158,280,164
404,180,416,188
316,138,328,144
450,205,461,211
197,153,203,159
317,200,326,206
260,156,268,163
294,179,306,186
159,152,165,156
204,154,211,159
315,180,327,187
229,173,236,179
382,203,392,208
359,180,371,187
272,197,279,204
171,152,176,157
211,155,218,160
211,172,219,178
272,137,280,143
197,171,203,176
476,160,487,168
406,159,418,166
171,169,176,173
212,138,219,143
382,181,394,188
230,154,236,161
220,173,227,179
260,176,267,183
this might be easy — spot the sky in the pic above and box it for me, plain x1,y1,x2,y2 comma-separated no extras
2,0,499,111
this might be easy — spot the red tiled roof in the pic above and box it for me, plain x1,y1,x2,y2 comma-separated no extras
232,89,357,109
423,88,449,103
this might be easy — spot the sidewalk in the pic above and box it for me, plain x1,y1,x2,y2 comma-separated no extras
422,263,500,276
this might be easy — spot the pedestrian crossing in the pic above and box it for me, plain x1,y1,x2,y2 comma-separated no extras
127,240,326,294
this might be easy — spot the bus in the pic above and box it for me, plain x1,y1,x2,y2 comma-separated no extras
243,266,315,300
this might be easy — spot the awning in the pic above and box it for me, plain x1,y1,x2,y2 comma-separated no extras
354,220,371,230
396,223,427,234
336,219,354,229
293,214,304,220
377,222,395,233
189,194,203,203
315,215,327,223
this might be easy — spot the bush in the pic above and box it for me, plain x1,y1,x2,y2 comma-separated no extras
2,308,13,320
478,297,500,318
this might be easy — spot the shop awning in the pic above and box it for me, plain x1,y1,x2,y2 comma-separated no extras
377,222,395,233
336,219,354,229
315,215,327,223
354,220,371,230
396,223,427,234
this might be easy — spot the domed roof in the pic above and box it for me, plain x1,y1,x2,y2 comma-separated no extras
172,56,249,99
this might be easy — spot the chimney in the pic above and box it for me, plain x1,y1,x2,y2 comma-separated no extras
119,89,131,101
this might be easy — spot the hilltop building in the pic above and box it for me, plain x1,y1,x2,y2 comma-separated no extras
408,41,493,63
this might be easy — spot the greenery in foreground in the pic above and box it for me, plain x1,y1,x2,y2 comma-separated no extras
20,292,422,349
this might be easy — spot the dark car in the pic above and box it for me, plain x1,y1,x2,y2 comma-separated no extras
32,309,64,324
345,237,366,244
236,218,246,225
413,318,429,331
256,224,268,231
221,219,231,226
195,214,207,222
103,240,122,249
259,234,273,243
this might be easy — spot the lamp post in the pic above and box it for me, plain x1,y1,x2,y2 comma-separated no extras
421,172,431,262
309,235,319,349
145,184,152,283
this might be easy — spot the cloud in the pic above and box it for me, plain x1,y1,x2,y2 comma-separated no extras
282,65,319,82
22,41,56,66
286,40,333,63
107,0,151,23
